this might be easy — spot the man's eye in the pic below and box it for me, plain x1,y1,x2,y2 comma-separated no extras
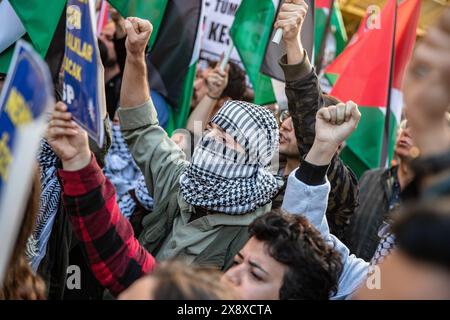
232,260,240,266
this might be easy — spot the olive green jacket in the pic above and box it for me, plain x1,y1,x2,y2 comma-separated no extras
118,101,271,270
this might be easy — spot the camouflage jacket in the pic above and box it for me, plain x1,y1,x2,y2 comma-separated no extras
278,52,359,240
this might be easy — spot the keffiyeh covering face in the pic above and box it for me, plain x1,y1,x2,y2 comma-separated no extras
180,100,280,214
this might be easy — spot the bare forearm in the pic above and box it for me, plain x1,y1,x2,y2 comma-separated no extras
120,55,150,108
285,38,305,65
305,140,338,166
186,96,217,133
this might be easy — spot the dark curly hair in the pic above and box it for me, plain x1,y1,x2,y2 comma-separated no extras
248,210,343,300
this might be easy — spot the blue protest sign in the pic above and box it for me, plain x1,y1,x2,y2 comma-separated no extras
63,0,104,147
0,40,54,285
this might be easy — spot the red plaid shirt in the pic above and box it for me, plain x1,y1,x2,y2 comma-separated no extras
59,155,156,296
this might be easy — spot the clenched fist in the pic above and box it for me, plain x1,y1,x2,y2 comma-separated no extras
274,0,308,44
315,101,361,148
124,17,153,58
306,101,361,165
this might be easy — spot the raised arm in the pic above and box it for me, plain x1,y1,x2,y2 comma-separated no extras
47,102,156,297
282,102,368,300
119,18,151,108
275,0,318,156
118,18,188,203
282,101,362,224
275,0,358,238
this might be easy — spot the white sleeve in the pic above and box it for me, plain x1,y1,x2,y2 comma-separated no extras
282,169,369,300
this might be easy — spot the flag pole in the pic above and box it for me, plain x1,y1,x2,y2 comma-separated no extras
380,0,398,168
272,28,283,44
220,40,234,71
316,0,335,72
272,0,285,44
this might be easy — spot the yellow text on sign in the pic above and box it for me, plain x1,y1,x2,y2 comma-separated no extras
5,88,32,125
66,33,93,63
0,132,13,182
63,56,82,81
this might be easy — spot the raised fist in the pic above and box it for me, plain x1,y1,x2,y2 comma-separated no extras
124,17,153,58
274,0,308,44
315,101,361,149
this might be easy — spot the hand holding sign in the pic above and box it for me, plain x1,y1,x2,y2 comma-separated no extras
63,0,105,147
124,17,153,58
46,102,91,171
274,0,309,45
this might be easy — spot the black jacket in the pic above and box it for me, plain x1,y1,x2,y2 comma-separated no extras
344,166,398,261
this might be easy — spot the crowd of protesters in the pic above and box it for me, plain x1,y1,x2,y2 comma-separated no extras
0,0,449,300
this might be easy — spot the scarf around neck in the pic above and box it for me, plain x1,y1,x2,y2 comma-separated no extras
180,101,280,215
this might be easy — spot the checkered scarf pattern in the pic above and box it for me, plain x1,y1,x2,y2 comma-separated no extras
26,140,61,272
180,101,279,214
370,232,396,266
118,174,154,218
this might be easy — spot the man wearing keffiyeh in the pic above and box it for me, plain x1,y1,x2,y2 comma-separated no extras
110,17,281,269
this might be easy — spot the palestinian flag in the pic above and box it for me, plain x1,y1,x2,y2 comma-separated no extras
230,0,278,105
0,0,66,74
326,0,397,178
146,0,205,131
326,0,420,177
314,0,347,70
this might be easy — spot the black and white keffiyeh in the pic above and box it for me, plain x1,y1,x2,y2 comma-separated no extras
104,124,142,198
26,140,61,272
106,124,154,218
371,230,397,266
180,101,279,214
118,174,154,218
